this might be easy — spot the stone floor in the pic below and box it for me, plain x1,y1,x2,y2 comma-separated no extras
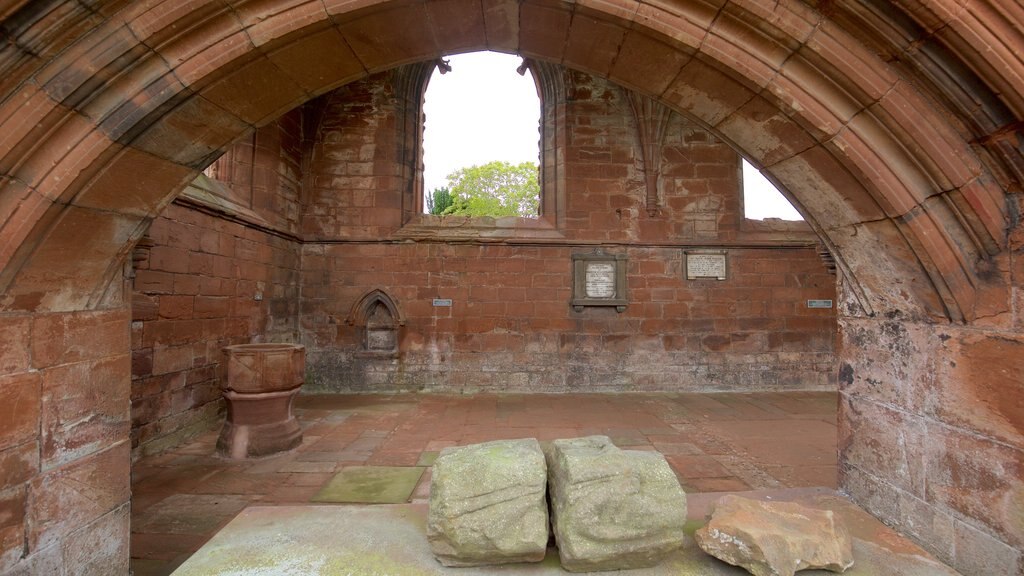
130,391,839,575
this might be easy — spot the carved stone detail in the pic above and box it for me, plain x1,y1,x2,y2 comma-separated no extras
347,289,405,358
626,92,672,217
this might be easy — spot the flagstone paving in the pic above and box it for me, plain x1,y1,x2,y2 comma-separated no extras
130,391,838,575
312,466,426,504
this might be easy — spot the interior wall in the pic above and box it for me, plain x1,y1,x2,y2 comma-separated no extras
839,318,1024,575
837,211,1024,575
1,308,131,574
298,67,838,393
0,1,1020,574
128,113,304,459
302,243,836,392
300,69,413,239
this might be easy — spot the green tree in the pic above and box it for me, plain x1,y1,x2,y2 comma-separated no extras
442,161,539,218
426,187,454,215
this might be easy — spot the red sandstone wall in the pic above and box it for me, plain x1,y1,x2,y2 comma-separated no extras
300,72,412,239
0,309,130,574
206,111,304,236
297,69,837,393
837,215,1024,575
126,66,837,456
130,199,301,459
301,243,835,392
839,319,1024,575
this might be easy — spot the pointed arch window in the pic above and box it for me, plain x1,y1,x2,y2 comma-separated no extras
396,53,568,236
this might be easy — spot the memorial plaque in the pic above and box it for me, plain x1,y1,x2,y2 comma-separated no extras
686,253,727,280
585,262,616,298
807,299,834,309
571,251,628,312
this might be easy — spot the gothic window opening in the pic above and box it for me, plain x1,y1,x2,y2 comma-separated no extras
421,51,542,218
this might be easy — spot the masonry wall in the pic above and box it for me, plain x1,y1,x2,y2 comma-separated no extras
125,65,838,455
837,209,1024,576
301,73,413,239
129,114,303,460
302,243,835,392
839,320,1024,575
0,309,131,574
298,67,837,393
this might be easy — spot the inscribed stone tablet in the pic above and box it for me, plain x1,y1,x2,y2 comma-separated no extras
585,262,616,298
686,253,727,280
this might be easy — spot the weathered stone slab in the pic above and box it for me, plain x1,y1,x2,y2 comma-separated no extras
694,495,854,576
427,439,548,567
546,436,687,572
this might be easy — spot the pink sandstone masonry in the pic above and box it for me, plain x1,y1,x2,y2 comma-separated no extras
296,68,836,394
1,2,1022,574
300,243,835,393
0,309,131,574
126,66,837,457
130,177,301,459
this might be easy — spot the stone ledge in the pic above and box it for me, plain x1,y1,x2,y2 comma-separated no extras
171,488,959,576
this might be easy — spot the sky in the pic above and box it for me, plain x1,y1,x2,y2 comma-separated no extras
421,52,541,195
422,51,802,221
742,160,803,220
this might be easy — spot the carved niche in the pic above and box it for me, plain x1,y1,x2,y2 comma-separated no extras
346,289,406,358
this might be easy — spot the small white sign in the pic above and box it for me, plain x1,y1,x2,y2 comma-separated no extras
807,299,833,309
432,298,453,307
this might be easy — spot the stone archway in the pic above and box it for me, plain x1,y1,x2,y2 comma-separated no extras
0,1,1012,319
0,1,1020,574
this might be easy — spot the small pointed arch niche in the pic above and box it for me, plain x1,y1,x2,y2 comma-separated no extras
346,289,406,358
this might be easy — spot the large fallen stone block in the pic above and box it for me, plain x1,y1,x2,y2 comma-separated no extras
427,438,549,566
546,436,687,572
694,495,854,576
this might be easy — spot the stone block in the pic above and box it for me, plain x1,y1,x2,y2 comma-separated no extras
0,317,30,375
31,310,129,369
0,486,27,573
546,436,687,572
933,331,1024,447
0,372,40,451
838,393,927,498
336,5,437,73
28,442,130,551
3,206,142,312
694,495,854,576
428,439,548,567
952,519,1022,576
267,28,365,94
923,421,1024,549
0,441,39,488
896,491,955,566
41,355,130,469
426,0,488,54
60,503,130,576
840,463,900,529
